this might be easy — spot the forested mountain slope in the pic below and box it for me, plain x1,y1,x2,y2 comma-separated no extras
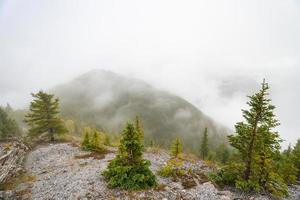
52,70,228,151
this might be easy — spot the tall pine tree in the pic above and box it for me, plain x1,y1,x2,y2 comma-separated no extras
228,79,280,181
200,127,209,160
208,80,291,197
225,79,288,196
24,91,66,141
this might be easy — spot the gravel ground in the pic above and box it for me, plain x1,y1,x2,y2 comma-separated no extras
11,143,299,200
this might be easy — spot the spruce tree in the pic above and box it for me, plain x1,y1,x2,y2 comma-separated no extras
216,143,230,164
81,131,90,149
200,127,209,160
228,80,280,181
103,122,156,190
149,140,154,147
225,79,287,196
119,123,143,163
24,91,67,141
4,103,13,113
104,133,111,146
0,107,21,139
292,139,300,179
170,137,183,158
277,145,297,185
135,115,144,142
90,131,100,151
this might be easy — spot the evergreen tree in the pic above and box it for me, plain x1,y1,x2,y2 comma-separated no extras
292,139,300,179
4,103,13,113
90,131,100,150
0,107,21,139
81,130,106,153
200,127,209,160
149,140,154,147
210,81,289,197
24,91,67,141
135,115,144,142
119,123,143,163
65,119,76,135
228,80,280,181
216,143,230,164
104,133,111,146
255,127,281,188
283,144,292,156
81,131,90,149
103,122,156,189
276,145,297,185
170,137,183,158
225,79,287,196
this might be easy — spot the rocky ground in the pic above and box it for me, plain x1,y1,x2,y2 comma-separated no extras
1,143,299,200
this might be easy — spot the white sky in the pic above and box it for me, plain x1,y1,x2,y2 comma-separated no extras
0,0,299,147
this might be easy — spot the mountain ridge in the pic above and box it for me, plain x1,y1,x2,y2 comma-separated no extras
52,69,229,152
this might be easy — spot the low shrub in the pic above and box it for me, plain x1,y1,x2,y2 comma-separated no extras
208,163,289,198
158,158,185,178
207,163,243,187
235,179,261,192
103,156,156,190
265,172,288,198
81,131,106,153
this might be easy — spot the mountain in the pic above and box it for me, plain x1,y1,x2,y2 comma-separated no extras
52,70,229,152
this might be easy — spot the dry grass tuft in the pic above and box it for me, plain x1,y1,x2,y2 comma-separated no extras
0,174,36,190
74,152,105,160
154,184,166,191
70,141,80,147
146,147,163,154
16,188,32,196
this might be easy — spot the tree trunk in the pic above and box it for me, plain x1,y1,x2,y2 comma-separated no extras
244,95,263,180
49,128,54,142
244,119,258,180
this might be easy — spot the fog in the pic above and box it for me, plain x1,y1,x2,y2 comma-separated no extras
0,0,299,147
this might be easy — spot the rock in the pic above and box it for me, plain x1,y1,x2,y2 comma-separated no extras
217,190,232,197
181,176,197,189
0,190,17,200
220,196,231,200
39,170,47,175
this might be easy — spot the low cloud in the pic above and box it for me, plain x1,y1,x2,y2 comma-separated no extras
0,0,299,147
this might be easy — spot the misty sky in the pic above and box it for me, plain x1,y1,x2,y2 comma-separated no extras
0,0,299,147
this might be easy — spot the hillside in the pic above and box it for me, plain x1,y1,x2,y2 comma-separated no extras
0,143,234,200
52,70,229,152
1,143,299,200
